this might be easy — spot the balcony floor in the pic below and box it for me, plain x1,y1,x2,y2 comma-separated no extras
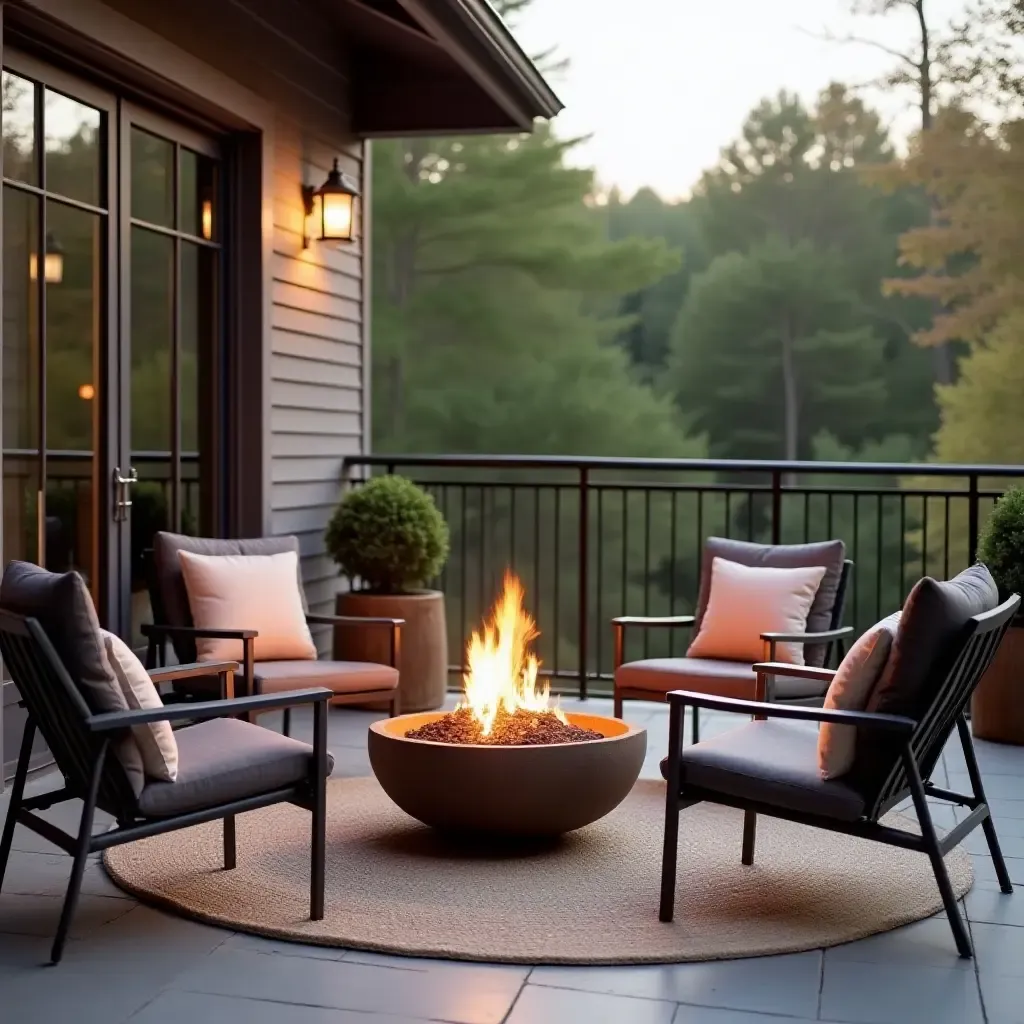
2,697,1023,1024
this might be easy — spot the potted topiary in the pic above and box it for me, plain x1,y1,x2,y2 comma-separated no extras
974,485,1024,744
326,474,450,712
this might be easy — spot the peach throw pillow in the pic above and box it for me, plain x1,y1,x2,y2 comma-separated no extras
178,550,317,663
818,612,900,780
686,557,827,665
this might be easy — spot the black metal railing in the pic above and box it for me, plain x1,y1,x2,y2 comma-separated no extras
343,454,1024,698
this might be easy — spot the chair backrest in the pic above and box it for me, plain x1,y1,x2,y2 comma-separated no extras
148,531,307,662
0,610,137,819
694,537,849,667
864,591,1019,819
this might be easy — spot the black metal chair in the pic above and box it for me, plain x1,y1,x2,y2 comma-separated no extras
615,536,854,742
0,600,332,965
658,579,1019,959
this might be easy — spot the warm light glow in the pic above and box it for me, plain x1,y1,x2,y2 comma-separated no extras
78,384,95,401
321,192,353,240
460,573,565,736
29,252,64,284
201,200,213,240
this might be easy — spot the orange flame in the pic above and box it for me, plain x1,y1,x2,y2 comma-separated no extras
460,572,565,735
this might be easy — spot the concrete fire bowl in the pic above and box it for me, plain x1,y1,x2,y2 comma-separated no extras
368,711,647,837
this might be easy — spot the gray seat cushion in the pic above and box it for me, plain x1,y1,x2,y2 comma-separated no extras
694,537,846,667
254,660,399,695
152,532,308,663
138,717,334,818
660,719,865,822
616,657,827,701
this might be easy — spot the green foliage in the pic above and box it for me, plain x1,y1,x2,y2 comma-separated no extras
326,476,450,594
979,486,1024,598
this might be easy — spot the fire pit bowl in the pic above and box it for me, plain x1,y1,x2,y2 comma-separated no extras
368,711,646,837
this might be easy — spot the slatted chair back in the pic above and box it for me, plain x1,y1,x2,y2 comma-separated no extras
868,593,1019,819
0,610,137,820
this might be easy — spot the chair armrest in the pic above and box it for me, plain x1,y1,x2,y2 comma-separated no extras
665,689,915,734
141,624,258,640
306,614,404,628
612,615,695,629
752,662,836,684
86,687,332,732
760,627,853,645
147,661,237,685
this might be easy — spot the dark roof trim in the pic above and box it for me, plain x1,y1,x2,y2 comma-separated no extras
395,0,563,128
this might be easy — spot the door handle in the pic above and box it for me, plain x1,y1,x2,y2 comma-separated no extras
112,467,138,522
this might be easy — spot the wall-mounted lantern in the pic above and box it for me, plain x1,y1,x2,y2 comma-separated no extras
302,159,359,247
29,232,64,284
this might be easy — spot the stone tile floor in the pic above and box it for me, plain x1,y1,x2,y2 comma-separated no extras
1,696,1022,1024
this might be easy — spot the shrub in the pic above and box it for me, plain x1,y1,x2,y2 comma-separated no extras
979,486,1024,600
325,475,449,593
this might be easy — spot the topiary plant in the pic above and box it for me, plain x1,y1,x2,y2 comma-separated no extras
325,474,449,594
979,486,1024,600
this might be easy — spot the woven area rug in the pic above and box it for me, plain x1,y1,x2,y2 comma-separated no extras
103,777,972,965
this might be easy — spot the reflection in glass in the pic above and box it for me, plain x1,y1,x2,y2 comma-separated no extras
179,149,218,240
2,185,40,565
2,71,37,186
44,89,102,207
131,128,174,227
44,200,100,584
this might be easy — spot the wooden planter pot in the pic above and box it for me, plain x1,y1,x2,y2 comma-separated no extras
972,620,1024,745
333,590,448,712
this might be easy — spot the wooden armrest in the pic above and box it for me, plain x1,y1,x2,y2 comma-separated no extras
612,615,695,629
306,614,404,628
142,624,258,640
147,661,237,685
760,626,854,644
86,687,332,732
665,689,915,734
752,662,836,683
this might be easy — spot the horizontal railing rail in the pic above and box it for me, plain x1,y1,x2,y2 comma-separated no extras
343,455,1024,700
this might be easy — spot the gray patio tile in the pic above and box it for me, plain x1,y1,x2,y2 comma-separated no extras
168,946,526,1023
2,849,135,900
218,930,347,961
128,989,429,1024
980,972,1024,1024
824,915,972,970
948,773,1023,802
989,799,1024,820
530,952,822,1018
964,887,1024,927
0,965,160,1024
818,959,984,1024
0,891,134,940
671,1009,818,1024
970,853,1024,889
508,984,675,1024
963,828,1024,858
970,921,1024,977
341,949,525,980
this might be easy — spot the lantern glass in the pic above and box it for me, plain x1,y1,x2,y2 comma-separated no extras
321,191,353,241
29,250,63,284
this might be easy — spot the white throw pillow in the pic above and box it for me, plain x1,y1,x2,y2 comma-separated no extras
686,557,827,665
101,630,178,784
817,612,901,780
178,549,317,663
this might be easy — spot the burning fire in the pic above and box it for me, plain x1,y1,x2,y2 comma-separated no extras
459,572,566,736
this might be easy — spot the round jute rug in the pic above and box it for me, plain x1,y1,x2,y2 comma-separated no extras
103,778,972,965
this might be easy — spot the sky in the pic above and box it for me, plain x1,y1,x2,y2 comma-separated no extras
513,0,974,199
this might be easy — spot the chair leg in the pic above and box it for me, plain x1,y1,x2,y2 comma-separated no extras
906,752,973,958
957,717,1013,894
691,706,700,745
310,699,327,921
741,811,757,866
51,742,108,965
389,694,399,718
613,691,623,719
282,708,292,737
0,720,36,892
223,816,237,870
659,702,684,923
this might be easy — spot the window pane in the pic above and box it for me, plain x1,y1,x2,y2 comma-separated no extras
130,227,173,451
44,89,102,207
45,200,101,585
131,128,174,227
3,71,38,186
179,149,218,240
2,186,40,564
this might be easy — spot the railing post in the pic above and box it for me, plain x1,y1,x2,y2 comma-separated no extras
578,466,589,700
771,469,782,546
967,473,979,565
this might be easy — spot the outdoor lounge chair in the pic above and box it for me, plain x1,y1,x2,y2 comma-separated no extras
0,561,333,965
614,537,853,741
658,564,1018,958
143,532,401,733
